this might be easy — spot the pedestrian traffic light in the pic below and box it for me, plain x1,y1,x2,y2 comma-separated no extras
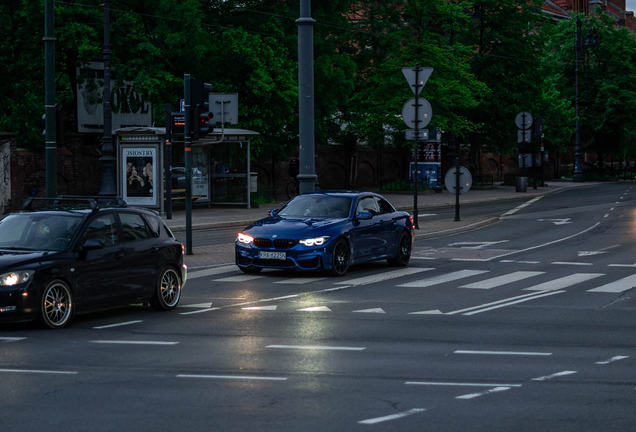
190,78,214,140
192,103,214,140
42,105,64,146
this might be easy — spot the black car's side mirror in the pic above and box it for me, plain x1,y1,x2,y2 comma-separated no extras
355,211,373,220
81,239,104,252
268,209,279,217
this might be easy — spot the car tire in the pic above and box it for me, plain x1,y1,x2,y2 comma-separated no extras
239,266,262,274
38,280,74,329
330,238,350,276
388,231,412,267
150,266,181,311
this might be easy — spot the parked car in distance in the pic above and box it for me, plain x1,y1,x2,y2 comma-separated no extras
236,191,414,276
0,196,187,329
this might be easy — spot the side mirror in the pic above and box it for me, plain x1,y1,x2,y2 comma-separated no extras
268,209,279,217
355,211,373,220
81,238,103,252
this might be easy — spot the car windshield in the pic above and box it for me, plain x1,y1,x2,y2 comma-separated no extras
277,195,352,218
0,213,83,252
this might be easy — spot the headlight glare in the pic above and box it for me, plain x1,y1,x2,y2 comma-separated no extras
299,236,330,246
237,233,254,244
0,270,34,286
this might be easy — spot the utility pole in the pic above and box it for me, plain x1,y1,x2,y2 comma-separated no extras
296,0,317,194
99,0,117,196
44,0,56,198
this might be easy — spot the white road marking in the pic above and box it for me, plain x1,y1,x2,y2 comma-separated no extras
587,275,636,293
335,268,432,286
213,275,263,282
266,345,365,351
578,251,607,256
459,271,543,290
177,303,214,308
462,290,566,315
608,263,636,268
551,262,593,266
398,270,489,288
177,374,287,381
454,350,551,356
523,273,604,291
353,308,386,313
180,307,221,315
605,214,609,218
274,277,327,284
0,369,77,375
0,337,26,341
358,408,426,425
298,306,331,312
537,218,572,225
408,309,443,315
188,265,237,279
242,305,277,311
595,356,629,365
447,241,509,249
532,371,577,381
92,320,143,329
502,196,544,216
90,340,179,345
446,291,552,315
500,260,540,264
456,386,511,400
406,381,521,387
411,256,436,260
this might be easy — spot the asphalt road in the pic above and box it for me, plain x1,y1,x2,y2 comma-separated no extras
1,183,634,431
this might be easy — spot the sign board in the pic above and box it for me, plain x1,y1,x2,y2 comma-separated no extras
402,98,433,129
410,162,439,187
519,153,542,167
180,99,185,113
515,111,533,130
171,113,185,134
419,142,442,162
120,144,159,207
401,67,434,96
209,94,239,125
444,166,472,195
405,129,428,141
517,130,531,143
76,62,152,133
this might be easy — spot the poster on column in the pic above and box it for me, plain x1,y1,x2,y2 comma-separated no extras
122,146,157,206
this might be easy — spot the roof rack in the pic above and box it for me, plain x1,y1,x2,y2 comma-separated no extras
22,196,127,212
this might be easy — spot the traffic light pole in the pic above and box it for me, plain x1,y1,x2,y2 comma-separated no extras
184,74,193,255
44,0,57,198
165,103,173,220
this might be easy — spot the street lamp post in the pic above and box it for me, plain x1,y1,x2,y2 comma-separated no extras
573,16,600,183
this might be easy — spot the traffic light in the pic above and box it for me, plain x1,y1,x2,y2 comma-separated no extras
190,78,214,140
42,105,64,146
193,103,213,140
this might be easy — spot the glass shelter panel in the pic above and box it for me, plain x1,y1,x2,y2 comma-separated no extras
210,142,248,204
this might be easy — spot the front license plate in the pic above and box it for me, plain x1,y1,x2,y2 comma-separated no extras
260,251,286,260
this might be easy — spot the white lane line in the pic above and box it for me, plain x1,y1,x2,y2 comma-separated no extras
275,277,327,284
587,275,636,293
177,302,214,308
405,381,522,387
92,320,143,329
242,305,277,311
462,290,566,315
456,386,511,400
398,270,489,288
180,307,221,315
0,337,26,341
353,308,386,313
595,356,629,365
298,306,331,312
454,350,551,356
483,223,601,261
608,263,636,268
408,309,443,315
605,214,609,218
502,196,544,216
551,262,593,266
212,275,263,282
611,208,615,211
460,271,543,289
523,273,604,291
90,340,179,345
188,265,237,279
446,291,557,315
358,408,426,425
266,345,365,351
411,256,436,260
177,374,287,381
0,369,77,375
419,213,437,217
335,267,432,286
500,260,540,264
532,371,577,381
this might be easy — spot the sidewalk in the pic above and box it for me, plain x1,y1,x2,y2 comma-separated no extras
165,179,596,268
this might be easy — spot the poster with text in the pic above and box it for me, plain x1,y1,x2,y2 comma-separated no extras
122,147,156,206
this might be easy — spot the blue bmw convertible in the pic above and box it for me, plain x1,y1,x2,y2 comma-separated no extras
235,191,414,276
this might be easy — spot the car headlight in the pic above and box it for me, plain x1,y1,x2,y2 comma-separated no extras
299,236,330,247
237,233,254,244
0,271,34,286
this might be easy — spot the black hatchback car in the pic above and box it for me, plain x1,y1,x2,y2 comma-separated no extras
0,196,186,329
